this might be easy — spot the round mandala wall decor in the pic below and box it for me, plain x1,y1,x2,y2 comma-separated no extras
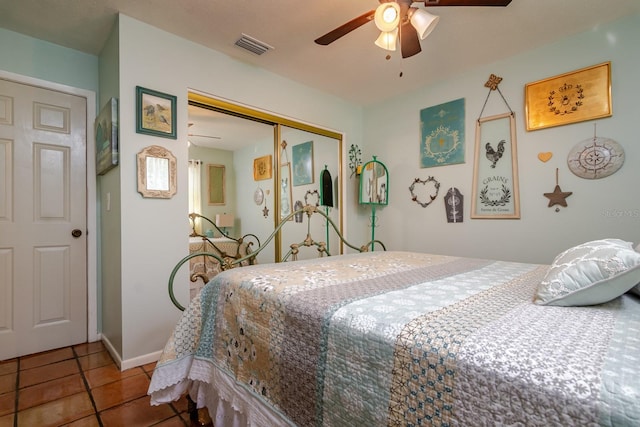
567,136,624,179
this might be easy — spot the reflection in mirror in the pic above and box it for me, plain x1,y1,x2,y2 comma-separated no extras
280,163,293,220
359,158,389,205
187,103,275,262
280,126,341,260
187,93,343,263
146,157,169,191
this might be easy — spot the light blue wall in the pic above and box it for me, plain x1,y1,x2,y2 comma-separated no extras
0,28,98,94
363,14,640,264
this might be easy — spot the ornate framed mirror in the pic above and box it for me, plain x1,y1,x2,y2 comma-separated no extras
137,145,177,199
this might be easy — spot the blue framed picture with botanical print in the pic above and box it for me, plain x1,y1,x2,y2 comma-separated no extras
420,98,465,168
292,141,314,186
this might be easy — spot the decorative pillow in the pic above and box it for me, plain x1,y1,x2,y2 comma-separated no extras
632,243,640,296
534,238,640,306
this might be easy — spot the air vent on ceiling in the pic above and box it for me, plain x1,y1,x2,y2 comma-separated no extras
235,34,274,55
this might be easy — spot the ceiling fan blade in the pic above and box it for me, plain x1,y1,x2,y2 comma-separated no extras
400,20,422,58
189,134,221,139
421,0,512,6
314,10,375,45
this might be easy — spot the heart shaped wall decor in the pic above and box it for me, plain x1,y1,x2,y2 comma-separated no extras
538,152,553,162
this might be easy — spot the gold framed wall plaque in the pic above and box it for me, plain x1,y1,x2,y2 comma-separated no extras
525,62,611,131
253,154,272,181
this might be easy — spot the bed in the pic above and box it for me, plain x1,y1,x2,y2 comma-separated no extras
150,213,640,426
186,213,259,300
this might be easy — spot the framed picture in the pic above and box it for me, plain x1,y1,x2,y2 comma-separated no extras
420,98,465,168
253,154,272,181
525,62,612,131
471,112,520,219
207,164,225,205
136,86,177,139
292,141,314,186
95,97,118,175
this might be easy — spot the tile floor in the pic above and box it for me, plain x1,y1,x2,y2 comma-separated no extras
0,341,195,427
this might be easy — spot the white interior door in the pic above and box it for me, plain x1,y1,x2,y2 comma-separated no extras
0,78,87,360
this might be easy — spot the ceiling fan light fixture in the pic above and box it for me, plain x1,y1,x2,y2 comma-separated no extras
374,3,401,32
374,28,398,51
408,8,440,40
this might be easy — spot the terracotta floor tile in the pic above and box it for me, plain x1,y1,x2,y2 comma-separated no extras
0,361,16,377
16,391,94,427
92,372,150,411
73,341,106,357
20,347,74,370
18,373,85,411
0,374,16,395
0,412,14,427
78,350,115,371
84,364,143,389
154,414,190,426
0,391,14,417
5,343,196,426
142,361,157,373
19,359,79,388
172,393,190,414
65,414,101,426
98,395,176,426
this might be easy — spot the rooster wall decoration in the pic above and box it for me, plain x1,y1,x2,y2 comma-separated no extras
485,139,505,168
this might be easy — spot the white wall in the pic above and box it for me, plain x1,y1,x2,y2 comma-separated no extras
362,13,640,264
114,14,364,363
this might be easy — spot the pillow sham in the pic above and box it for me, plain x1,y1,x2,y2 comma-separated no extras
632,243,640,296
534,238,640,306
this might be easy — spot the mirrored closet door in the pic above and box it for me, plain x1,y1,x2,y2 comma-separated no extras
187,92,343,263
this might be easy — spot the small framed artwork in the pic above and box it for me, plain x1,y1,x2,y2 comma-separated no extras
471,112,520,219
253,154,272,181
525,62,612,131
95,97,119,175
207,164,226,205
136,86,177,139
292,141,314,186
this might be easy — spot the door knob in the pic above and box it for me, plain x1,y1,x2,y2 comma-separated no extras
71,229,83,238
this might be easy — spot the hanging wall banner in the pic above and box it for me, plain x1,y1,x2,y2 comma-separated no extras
471,112,520,219
420,98,465,168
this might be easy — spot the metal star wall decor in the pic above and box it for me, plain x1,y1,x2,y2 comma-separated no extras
544,168,572,211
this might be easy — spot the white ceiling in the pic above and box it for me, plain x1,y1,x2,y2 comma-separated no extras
2,0,639,107
2,0,638,151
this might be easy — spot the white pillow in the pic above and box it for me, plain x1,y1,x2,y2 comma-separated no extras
632,243,640,296
534,239,640,306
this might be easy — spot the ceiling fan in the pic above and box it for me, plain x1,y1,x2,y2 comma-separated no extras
315,0,512,59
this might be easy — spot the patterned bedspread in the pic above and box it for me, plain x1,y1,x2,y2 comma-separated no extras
148,251,640,426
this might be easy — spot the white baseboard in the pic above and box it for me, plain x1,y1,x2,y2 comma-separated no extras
100,335,122,369
121,349,163,371
101,335,163,371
